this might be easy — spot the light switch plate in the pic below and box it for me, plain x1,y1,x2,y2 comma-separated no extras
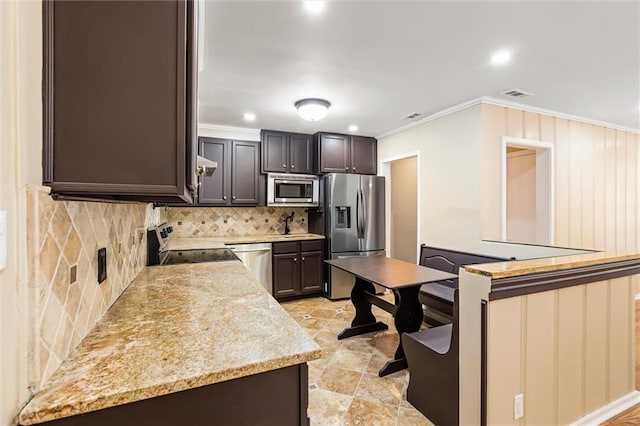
0,211,6,271
514,393,524,419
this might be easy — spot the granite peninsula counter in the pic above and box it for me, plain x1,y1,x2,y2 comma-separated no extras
19,261,321,425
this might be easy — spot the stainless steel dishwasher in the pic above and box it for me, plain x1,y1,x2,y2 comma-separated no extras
226,243,273,294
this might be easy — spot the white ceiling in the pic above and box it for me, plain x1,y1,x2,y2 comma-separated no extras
198,1,640,137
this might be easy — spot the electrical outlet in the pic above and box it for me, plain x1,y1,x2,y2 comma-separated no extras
514,393,524,419
97,248,107,284
0,211,6,271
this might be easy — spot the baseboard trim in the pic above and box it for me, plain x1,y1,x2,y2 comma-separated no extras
571,391,640,425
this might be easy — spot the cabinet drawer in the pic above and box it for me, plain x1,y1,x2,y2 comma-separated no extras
273,242,298,254
300,240,323,252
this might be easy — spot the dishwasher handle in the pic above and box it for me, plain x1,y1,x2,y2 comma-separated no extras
229,248,272,253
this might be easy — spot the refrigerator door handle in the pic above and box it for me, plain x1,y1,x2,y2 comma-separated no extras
357,188,365,238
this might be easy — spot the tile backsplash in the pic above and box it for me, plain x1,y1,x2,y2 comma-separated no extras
164,207,308,237
27,186,147,390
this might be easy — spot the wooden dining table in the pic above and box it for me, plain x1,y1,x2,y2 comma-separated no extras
326,256,457,377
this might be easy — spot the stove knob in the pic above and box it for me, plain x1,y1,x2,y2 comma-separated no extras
160,230,168,239
167,226,173,233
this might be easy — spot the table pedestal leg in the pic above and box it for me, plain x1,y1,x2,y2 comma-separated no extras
379,286,423,377
337,278,388,340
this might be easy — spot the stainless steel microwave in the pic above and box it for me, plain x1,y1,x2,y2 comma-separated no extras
267,173,319,207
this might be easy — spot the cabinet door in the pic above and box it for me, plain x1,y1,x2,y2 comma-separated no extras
300,250,324,293
350,136,377,175
289,133,313,174
273,253,300,298
318,133,351,173
199,138,230,205
261,130,288,173
43,0,196,202
231,140,260,204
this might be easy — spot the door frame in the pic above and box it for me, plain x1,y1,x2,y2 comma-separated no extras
379,151,421,261
500,136,555,244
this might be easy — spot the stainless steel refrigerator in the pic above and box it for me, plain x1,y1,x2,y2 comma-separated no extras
324,173,385,299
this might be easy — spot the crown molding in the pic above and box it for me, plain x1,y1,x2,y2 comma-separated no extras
198,123,261,138
375,97,484,139
480,96,640,135
376,97,640,140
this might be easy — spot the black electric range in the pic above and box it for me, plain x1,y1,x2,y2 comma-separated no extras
146,224,238,266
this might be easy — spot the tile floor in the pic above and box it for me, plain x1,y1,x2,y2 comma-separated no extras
281,295,435,426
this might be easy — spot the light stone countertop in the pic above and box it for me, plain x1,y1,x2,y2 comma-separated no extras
19,261,321,425
465,250,640,279
165,233,324,251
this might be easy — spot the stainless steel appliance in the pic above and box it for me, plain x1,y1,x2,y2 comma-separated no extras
324,174,386,299
147,224,239,266
267,173,319,207
227,243,273,295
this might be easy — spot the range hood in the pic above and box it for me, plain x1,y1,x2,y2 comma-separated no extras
196,155,217,177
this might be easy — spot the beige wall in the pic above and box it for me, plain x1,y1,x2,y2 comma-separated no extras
390,156,418,263
378,105,485,250
1,2,42,424
482,103,640,254
487,277,637,425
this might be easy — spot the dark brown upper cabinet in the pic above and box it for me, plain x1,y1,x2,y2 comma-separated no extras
198,137,262,206
261,130,313,174
43,0,197,203
315,133,377,175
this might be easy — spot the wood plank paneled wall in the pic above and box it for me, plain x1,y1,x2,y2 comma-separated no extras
481,104,640,253
487,278,637,425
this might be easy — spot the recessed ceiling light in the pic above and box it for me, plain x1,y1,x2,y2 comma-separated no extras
303,1,326,14
349,125,359,132
491,50,512,66
243,112,256,121
295,98,331,121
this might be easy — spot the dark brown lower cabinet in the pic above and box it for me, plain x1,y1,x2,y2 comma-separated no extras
28,364,310,426
273,240,324,300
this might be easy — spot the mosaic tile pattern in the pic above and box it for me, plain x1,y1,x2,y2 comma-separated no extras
27,186,147,390
281,296,436,426
164,206,308,237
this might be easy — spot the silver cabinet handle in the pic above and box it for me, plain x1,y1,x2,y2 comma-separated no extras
352,167,356,171
345,167,348,171
294,257,297,262
302,257,305,261
223,196,227,200
232,195,236,200
291,165,295,169
283,164,286,168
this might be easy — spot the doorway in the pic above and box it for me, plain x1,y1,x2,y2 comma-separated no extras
381,153,420,263
501,137,554,245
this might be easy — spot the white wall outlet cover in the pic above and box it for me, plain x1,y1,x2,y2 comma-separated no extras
0,211,7,271
514,393,524,419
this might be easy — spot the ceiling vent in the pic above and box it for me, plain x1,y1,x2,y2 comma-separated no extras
401,112,422,120
500,88,535,98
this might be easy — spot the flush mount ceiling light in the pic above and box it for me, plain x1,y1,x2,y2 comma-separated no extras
348,125,359,132
491,49,512,66
243,112,256,121
303,1,326,14
295,98,331,121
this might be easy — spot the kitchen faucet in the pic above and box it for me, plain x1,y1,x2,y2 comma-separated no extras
284,211,295,235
